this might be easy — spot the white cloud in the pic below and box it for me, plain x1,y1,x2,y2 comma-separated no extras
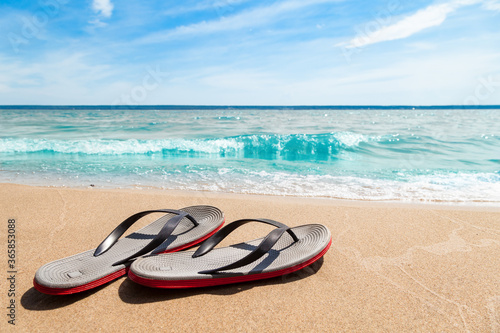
482,0,500,10
340,0,483,49
139,0,339,44
92,0,114,18
0,53,118,104
88,19,108,28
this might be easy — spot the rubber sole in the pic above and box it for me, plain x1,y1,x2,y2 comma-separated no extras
129,237,332,289
33,221,224,295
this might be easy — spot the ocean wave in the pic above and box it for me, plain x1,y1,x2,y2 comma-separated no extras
0,137,242,155
0,132,378,159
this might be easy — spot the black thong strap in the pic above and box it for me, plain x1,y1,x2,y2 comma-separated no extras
192,218,298,274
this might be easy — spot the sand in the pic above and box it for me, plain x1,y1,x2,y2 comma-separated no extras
1,183,499,332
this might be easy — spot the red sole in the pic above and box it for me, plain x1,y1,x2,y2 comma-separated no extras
129,237,332,289
33,220,225,295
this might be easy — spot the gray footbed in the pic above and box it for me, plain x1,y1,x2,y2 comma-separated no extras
130,224,331,281
35,205,224,289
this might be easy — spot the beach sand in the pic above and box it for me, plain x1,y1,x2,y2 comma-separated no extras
1,183,499,332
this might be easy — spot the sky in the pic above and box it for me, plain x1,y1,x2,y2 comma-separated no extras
0,0,499,105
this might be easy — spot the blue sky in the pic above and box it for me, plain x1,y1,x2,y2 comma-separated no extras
1,0,499,105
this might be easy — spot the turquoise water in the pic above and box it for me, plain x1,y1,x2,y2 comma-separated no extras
1,108,499,204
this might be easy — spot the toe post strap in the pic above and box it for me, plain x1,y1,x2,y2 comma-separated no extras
193,218,299,274
93,209,198,266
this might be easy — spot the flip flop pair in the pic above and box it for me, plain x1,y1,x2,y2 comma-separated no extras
34,207,331,295
34,206,224,295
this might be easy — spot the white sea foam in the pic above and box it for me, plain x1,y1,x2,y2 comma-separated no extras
174,171,500,204
0,138,244,155
331,131,375,147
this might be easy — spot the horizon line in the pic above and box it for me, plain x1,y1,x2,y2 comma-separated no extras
1,105,500,110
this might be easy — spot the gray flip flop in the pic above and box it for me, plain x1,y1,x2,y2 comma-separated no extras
34,205,224,294
129,218,331,288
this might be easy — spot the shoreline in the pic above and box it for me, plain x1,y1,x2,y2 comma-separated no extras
2,182,500,211
1,183,499,331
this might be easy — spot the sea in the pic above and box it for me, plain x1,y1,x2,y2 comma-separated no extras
1,106,499,205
